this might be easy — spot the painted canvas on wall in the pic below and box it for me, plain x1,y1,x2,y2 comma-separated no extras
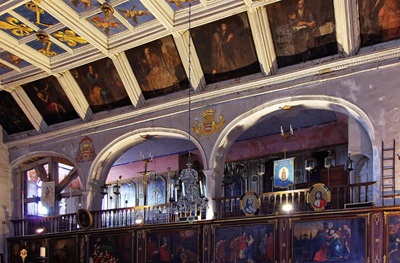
71,58,131,113
88,233,133,263
385,212,400,262
48,237,77,263
292,216,367,262
22,76,79,125
267,0,337,68
0,91,33,134
145,228,199,262
359,0,400,46
125,35,189,100
214,222,276,263
191,13,260,84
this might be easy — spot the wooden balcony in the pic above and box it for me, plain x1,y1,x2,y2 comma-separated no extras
10,181,376,237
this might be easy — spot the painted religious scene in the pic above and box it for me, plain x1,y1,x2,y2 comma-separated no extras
214,223,276,263
125,35,189,100
191,13,260,84
88,233,133,263
22,76,79,125
267,0,337,68
48,237,77,263
72,58,131,113
0,91,33,135
386,213,400,262
145,228,199,263
293,217,367,262
359,0,400,46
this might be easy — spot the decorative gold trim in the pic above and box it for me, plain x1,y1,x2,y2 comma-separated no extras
374,213,380,225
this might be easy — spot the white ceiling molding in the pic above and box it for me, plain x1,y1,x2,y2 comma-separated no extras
173,30,206,92
333,0,360,57
247,7,277,76
111,52,145,108
11,86,48,133
56,71,93,122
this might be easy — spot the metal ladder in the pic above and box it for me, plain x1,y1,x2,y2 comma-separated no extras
381,140,397,205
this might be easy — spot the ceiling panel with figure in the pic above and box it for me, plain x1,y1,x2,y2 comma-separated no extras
165,0,201,11
0,91,34,135
267,0,337,68
359,0,400,47
191,13,260,84
71,58,131,113
21,76,79,126
0,51,30,74
125,35,189,100
116,1,156,27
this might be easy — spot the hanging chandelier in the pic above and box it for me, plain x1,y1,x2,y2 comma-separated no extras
172,3,208,220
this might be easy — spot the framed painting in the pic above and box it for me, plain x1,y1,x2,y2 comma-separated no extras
306,183,331,211
77,208,93,230
359,0,400,47
125,35,189,100
88,232,133,263
385,211,400,262
266,0,337,68
145,227,200,263
71,58,131,113
22,76,78,125
0,91,33,135
214,221,276,263
292,215,368,262
191,12,260,84
240,191,261,216
48,236,78,263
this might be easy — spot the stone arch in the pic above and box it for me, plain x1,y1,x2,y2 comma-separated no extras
86,127,207,210
209,95,375,198
10,151,86,216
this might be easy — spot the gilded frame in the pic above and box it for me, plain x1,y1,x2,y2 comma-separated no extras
240,191,261,216
384,211,400,262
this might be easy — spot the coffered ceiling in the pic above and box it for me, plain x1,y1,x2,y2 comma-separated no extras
0,0,398,146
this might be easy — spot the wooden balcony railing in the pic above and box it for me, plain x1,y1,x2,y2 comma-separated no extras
10,182,375,237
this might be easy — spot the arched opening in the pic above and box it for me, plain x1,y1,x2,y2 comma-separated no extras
11,153,85,219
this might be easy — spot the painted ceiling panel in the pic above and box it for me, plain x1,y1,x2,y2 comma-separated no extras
51,28,89,49
21,76,80,125
87,11,126,36
62,0,101,13
165,0,201,10
0,90,34,134
13,2,59,29
125,35,189,100
191,12,260,84
0,51,31,73
0,13,35,39
116,1,155,26
0,0,399,140
71,57,131,113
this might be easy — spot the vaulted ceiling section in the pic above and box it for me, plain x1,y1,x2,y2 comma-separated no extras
0,0,397,142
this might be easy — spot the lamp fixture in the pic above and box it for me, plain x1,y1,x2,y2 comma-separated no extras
100,181,108,197
257,159,266,176
324,150,334,169
173,3,208,219
282,203,293,214
345,153,354,172
113,175,122,195
280,105,294,140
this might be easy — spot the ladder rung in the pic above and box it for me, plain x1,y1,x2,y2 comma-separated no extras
383,157,394,160
383,166,394,169
383,147,395,151
382,175,394,179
